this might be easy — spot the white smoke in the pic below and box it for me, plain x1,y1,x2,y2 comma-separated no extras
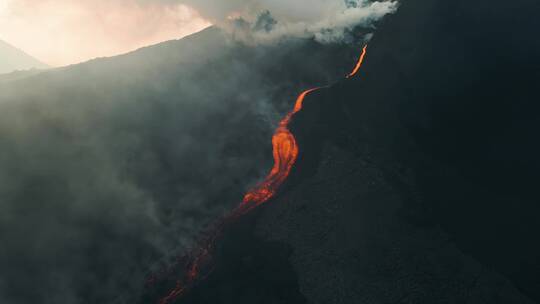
175,0,398,43
256,1,398,43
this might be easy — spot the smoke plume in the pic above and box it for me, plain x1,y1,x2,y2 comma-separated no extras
177,0,398,42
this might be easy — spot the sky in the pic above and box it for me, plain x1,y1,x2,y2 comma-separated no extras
0,0,211,66
0,0,397,67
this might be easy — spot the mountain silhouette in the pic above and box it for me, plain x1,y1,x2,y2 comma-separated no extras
0,40,48,74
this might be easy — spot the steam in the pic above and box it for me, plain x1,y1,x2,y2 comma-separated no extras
177,0,398,43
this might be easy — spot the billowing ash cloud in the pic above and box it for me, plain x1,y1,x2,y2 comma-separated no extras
175,0,398,42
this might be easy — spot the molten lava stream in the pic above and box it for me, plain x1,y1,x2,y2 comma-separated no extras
158,45,368,304
238,45,367,213
235,87,319,215
347,45,368,78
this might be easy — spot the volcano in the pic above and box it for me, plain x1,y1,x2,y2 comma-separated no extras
0,0,539,303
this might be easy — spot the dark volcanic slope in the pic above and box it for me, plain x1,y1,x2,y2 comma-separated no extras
0,28,362,303
151,0,540,303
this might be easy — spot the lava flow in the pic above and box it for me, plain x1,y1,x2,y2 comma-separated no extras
347,45,368,78
238,45,368,214
235,87,319,215
157,45,368,304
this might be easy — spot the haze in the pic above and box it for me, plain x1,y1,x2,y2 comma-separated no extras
0,0,210,66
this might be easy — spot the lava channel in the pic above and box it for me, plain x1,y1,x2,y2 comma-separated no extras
157,45,368,304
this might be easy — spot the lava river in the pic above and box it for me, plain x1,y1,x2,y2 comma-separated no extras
238,45,368,214
158,45,368,304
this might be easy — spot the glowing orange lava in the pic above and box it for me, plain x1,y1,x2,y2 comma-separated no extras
158,45,368,304
347,45,368,78
236,87,320,214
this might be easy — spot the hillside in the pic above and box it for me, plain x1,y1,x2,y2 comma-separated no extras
0,27,364,303
143,0,540,303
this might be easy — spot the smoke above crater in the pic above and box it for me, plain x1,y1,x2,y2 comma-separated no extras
176,0,398,43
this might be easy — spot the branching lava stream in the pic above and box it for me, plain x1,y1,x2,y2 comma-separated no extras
157,45,368,304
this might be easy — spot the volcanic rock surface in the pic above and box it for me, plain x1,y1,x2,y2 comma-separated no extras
145,0,540,303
